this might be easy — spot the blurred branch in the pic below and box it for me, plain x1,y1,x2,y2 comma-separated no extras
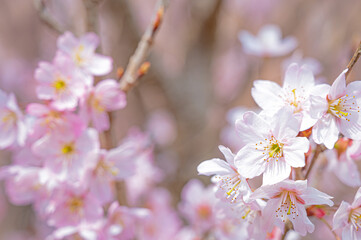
34,0,64,34
304,145,325,179
345,41,361,81
119,0,169,93
319,218,341,240
82,0,103,34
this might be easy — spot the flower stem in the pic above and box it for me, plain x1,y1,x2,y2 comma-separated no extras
319,218,341,240
345,41,361,82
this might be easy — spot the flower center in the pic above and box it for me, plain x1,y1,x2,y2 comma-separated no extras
61,143,75,155
328,95,360,121
197,204,212,220
53,77,67,92
1,110,17,128
275,191,300,222
216,174,243,203
74,45,85,66
350,208,361,231
256,136,284,162
283,88,305,113
67,197,84,213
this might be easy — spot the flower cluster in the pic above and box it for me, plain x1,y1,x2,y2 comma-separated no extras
198,57,361,237
0,32,150,239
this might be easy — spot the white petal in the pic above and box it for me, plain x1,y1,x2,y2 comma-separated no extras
329,69,347,100
333,201,351,230
251,80,283,111
262,159,291,185
197,159,233,176
301,187,333,206
312,115,339,149
234,145,267,179
235,111,271,143
283,137,309,167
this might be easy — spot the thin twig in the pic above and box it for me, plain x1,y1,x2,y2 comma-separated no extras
319,218,341,240
119,0,169,93
345,41,361,81
34,0,64,34
82,0,103,34
304,145,324,179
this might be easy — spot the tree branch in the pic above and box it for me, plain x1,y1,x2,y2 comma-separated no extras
304,145,325,179
82,0,103,34
119,0,169,93
345,41,361,81
34,0,64,34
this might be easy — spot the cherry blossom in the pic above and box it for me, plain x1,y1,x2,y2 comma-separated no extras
197,145,250,203
57,32,112,77
47,182,103,228
333,187,361,240
252,63,317,130
0,90,26,149
324,138,361,187
238,24,297,57
310,69,361,149
81,79,126,132
32,128,99,180
234,109,309,185
251,180,333,236
35,52,86,110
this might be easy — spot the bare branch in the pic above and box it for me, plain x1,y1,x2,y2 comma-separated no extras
119,0,169,93
346,41,361,81
304,145,325,179
34,0,64,34
82,0,103,34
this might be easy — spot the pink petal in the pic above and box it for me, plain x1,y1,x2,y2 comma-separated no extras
87,54,113,76
262,159,291,185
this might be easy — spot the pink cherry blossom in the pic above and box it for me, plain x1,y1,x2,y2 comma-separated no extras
234,109,309,185
32,128,99,180
26,103,85,140
251,180,333,236
252,63,317,130
100,201,149,240
324,138,361,187
57,31,112,77
310,69,361,149
238,24,297,57
85,146,136,204
333,187,361,240
137,188,181,240
34,52,86,110
81,79,126,132
197,145,251,203
0,90,26,149
179,179,218,235
47,182,103,228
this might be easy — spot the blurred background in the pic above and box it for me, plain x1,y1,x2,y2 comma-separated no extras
1,0,361,239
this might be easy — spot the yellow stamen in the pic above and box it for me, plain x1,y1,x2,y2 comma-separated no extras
242,209,251,219
53,78,67,92
74,45,85,66
68,197,83,213
61,143,74,155
227,180,241,196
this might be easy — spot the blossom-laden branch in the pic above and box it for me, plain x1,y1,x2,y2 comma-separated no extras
345,41,361,81
119,0,169,93
34,0,64,34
